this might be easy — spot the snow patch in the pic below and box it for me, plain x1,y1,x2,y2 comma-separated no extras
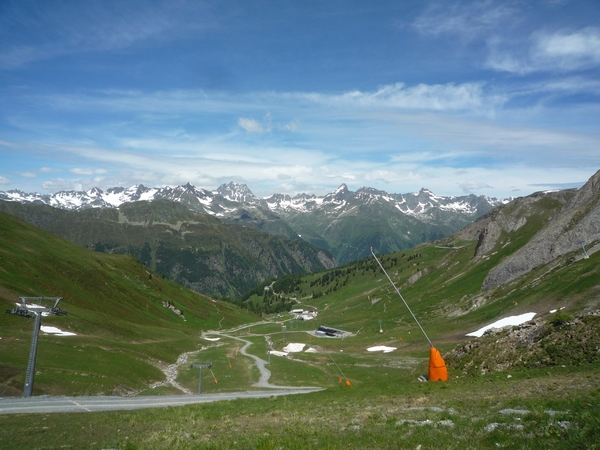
466,312,536,337
367,346,397,353
282,343,305,353
40,326,76,336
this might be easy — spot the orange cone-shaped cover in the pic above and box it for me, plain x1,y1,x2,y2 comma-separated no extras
428,347,448,382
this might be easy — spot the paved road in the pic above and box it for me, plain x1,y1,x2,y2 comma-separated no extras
0,388,323,415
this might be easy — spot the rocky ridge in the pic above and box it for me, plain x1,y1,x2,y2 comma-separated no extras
481,170,600,290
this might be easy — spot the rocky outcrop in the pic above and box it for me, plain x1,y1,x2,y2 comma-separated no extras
482,170,600,290
446,311,600,375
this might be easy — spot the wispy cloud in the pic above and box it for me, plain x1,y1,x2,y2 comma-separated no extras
304,82,502,112
42,178,73,191
487,27,600,74
0,1,215,69
411,0,518,41
16,171,37,178
238,113,274,133
459,180,493,193
38,81,504,118
70,168,108,175
238,117,267,133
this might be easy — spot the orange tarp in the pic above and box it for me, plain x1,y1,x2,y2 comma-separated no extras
428,347,448,382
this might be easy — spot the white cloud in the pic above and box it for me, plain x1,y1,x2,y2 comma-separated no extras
70,168,106,175
238,117,267,133
533,28,600,70
487,27,600,74
70,168,93,175
42,178,74,191
459,181,493,193
282,119,300,131
0,176,12,185
287,82,504,114
412,0,517,41
16,171,37,178
238,113,273,133
41,81,503,121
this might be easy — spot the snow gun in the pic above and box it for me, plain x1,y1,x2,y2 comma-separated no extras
371,248,448,382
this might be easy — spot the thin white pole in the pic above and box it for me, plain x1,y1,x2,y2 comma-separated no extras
371,248,434,348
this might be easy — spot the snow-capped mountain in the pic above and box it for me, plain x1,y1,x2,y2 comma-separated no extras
0,182,507,264
263,184,503,219
0,182,504,217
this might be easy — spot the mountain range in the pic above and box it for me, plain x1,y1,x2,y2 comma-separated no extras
0,183,506,265
1,169,599,400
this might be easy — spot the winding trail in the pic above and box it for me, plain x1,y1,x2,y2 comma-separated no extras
209,331,317,390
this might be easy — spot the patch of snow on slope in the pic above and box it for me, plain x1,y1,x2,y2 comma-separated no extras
439,201,473,213
102,191,127,207
40,326,76,336
367,346,397,353
282,343,306,352
139,188,159,201
466,313,536,338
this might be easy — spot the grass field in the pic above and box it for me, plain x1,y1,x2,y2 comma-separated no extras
1,361,598,449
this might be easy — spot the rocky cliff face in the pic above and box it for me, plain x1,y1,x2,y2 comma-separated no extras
481,170,600,290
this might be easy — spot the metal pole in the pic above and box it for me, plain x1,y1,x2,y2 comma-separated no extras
7,297,66,397
329,354,347,380
23,312,41,397
198,367,202,394
371,248,434,348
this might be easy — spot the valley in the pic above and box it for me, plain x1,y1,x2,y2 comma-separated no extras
1,170,599,448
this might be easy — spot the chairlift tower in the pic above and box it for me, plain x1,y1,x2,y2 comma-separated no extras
266,344,273,365
6,297,68,397
190,361,212,394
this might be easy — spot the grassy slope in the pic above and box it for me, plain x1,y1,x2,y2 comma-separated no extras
0,199,336,299
244,193,599,358
0,211,257,397
0,363,598,449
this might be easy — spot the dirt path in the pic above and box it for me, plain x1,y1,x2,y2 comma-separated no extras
206,331,319,390
149,349,204,394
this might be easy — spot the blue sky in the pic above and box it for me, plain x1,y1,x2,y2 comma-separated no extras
1,0,599,199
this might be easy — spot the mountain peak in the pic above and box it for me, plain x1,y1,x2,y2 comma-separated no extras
215,182,256,203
